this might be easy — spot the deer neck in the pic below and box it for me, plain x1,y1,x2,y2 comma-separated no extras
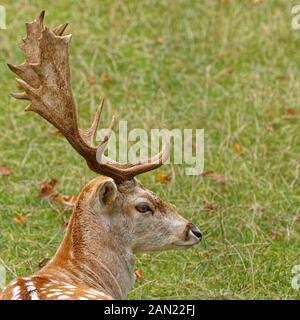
40,202,136,300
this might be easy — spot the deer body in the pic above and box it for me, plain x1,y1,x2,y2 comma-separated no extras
0,12,202,300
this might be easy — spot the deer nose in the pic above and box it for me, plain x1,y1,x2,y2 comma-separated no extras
187,223,202,240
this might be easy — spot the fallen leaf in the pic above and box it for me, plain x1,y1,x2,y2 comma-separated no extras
212,175,225,184
203,201,217,212
102,74,112,83
155,173,172,184
60,195,78,208
275,74,286,81
38,258,50,269
271,231,281,239
203,249,215,257
39,177,59,199
293,215,300,222
200,169,214,177
13,213,26,224
135,268,143,280
86,74,96,85
265,123,274,132
156,37,165,45
39,178,77,209
232,143,243,154
0,164,12,176
284,107,296,117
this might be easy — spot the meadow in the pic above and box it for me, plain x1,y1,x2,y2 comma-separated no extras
0,0,300,299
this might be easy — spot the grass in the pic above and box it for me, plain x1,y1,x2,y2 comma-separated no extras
1,0,300,299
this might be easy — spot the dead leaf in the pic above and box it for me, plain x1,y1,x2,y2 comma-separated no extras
86,74,96,85
60,195,78,208
232,143,243,154
275,74,286,81
38,258,50,269
271,231,281,239
155,173,172,184
39,177,59,199
0,164,12,176
13,213,26,224
203,249,215,257
265,123,274,132
203,201,217,212
284,107,296,117
156,37,165,45
212,175,225,184
102,74,112,83
135,268,143,280
293,215,300,222
200,169,214,177
39,178,77,209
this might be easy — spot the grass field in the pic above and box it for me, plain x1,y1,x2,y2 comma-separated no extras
1,0,300,299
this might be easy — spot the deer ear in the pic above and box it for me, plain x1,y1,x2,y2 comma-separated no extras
96,179,117,206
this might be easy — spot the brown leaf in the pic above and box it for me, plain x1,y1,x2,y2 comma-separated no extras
0,164,12,176
38,258,50,269
293,215,300,222
203,201,217,212
86,74,96,85
39,177,59,199
275,74,287,81
155,173,172,184
212,175,225,184
135,268,143,280
284,107,296,117
102,74,112,83
200,169,215,177
156,37,165,45
203,249,215,258
60,195,78,208
13,213,26,224
232,143,243,154
265,123,274,132
271,231,281,239
39,178,77,209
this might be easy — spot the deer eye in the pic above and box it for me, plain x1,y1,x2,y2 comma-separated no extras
135,202,152,214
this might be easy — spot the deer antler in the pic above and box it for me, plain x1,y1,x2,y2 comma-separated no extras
8,11,170,183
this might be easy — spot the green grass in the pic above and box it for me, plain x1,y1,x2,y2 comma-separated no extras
1,0,300,299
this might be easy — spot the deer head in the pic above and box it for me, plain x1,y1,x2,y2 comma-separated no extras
3,11,202,300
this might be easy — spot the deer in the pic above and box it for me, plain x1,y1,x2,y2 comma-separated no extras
0,11,202,300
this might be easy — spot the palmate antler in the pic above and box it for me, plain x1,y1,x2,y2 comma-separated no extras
8,11,170,183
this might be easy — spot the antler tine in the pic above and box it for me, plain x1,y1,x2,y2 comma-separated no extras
9,11,170,184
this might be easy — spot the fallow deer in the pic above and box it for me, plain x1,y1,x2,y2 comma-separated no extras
0,11,202,300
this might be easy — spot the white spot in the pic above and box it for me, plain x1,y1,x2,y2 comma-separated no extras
48,288,62,293
57,295,70,300
25,281,40,300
